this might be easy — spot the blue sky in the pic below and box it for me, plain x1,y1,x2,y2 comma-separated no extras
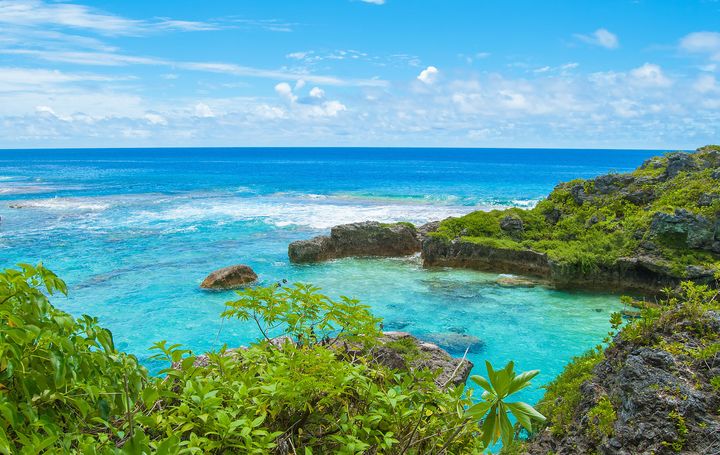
0,0,719,149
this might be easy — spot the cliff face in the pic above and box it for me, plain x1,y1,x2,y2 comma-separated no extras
424,146,720,292
288,221,422,263
526,282,720,455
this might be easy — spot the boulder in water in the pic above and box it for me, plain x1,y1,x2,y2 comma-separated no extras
421,332,484,355
200,264,257,290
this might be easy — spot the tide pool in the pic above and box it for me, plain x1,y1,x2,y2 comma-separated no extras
0,147,660,404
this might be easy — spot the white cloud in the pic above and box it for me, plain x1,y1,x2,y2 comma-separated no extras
575,28,619,49
629,63,672,87
275,82,298,103
194,103,215,118
1,49,389,87
144,113,167,125
680,31,720,61
417,66,439,84
360,0,385,4
309,87,325,98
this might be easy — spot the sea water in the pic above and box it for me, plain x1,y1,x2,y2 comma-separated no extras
0,147,661,404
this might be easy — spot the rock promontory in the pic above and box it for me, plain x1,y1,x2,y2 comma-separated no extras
288,221,422,263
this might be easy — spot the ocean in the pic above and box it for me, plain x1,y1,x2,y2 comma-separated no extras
0,147,662,403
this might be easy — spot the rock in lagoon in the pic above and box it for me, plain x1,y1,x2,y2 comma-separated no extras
377,331,474,387
496,275,540,288
288,221,422,263
200,264,257,290
421,332,484,355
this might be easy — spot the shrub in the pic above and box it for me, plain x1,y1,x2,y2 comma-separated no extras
0,264,545,453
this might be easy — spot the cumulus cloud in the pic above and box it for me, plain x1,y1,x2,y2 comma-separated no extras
274,82,298,103
309,87,325,98
629,63,672,87
194,103,215,118
417,66,439,84
575,28,619,49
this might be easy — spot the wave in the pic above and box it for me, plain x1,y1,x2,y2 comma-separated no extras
129,197,477,230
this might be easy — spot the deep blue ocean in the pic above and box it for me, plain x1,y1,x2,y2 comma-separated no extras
0,147,663,404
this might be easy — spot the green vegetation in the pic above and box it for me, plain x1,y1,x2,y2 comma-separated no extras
586,395,616,441
662,411,688,452
466,362,546,448
430,146,720,277
0,264,544,453
535,348,605,437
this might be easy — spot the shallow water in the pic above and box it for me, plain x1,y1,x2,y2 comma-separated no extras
0,147,660,404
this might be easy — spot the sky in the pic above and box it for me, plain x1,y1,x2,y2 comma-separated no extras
0,0,719,149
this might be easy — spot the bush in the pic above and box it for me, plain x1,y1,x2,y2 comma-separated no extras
0,264,545,453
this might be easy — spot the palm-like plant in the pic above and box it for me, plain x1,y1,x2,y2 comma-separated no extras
466,361,546,448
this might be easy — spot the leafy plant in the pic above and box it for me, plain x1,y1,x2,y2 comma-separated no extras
465,361,546,447
221,283,381,348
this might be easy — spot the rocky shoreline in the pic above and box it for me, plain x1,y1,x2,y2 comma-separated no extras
287,148,720,294
288,220,713,294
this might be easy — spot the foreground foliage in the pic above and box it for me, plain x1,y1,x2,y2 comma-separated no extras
0,264,544,453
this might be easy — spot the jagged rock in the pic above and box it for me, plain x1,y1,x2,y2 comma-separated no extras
698,193,720,207
649,209,715,250
639,156,665,171
500,215,524,236
544,207,562,225
288,221,421,263
570,184,589,205
377,332,474,387
200,264,257,290
527,309,720,455
421,332,484,355
624,187,655,205
712,169,720,180
417,220,442,241
664,152,698,179
593,174,637,195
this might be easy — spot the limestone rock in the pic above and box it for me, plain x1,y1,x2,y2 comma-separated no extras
664,152,698,179
649,209,715,250
200,264,257,290
288,221,421,263
496,275,540,288
500,215,524,236
377,332,474,387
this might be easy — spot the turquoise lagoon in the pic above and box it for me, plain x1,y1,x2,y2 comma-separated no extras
0,147,661,404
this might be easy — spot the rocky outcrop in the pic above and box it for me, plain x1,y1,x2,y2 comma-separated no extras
500,215,524,237
374,331,474,387
527,309,720,455
422,237,715,293
200,264,257,290
288,221,422,263
650,209,720,253
176,332,473,389
422,237,552,277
